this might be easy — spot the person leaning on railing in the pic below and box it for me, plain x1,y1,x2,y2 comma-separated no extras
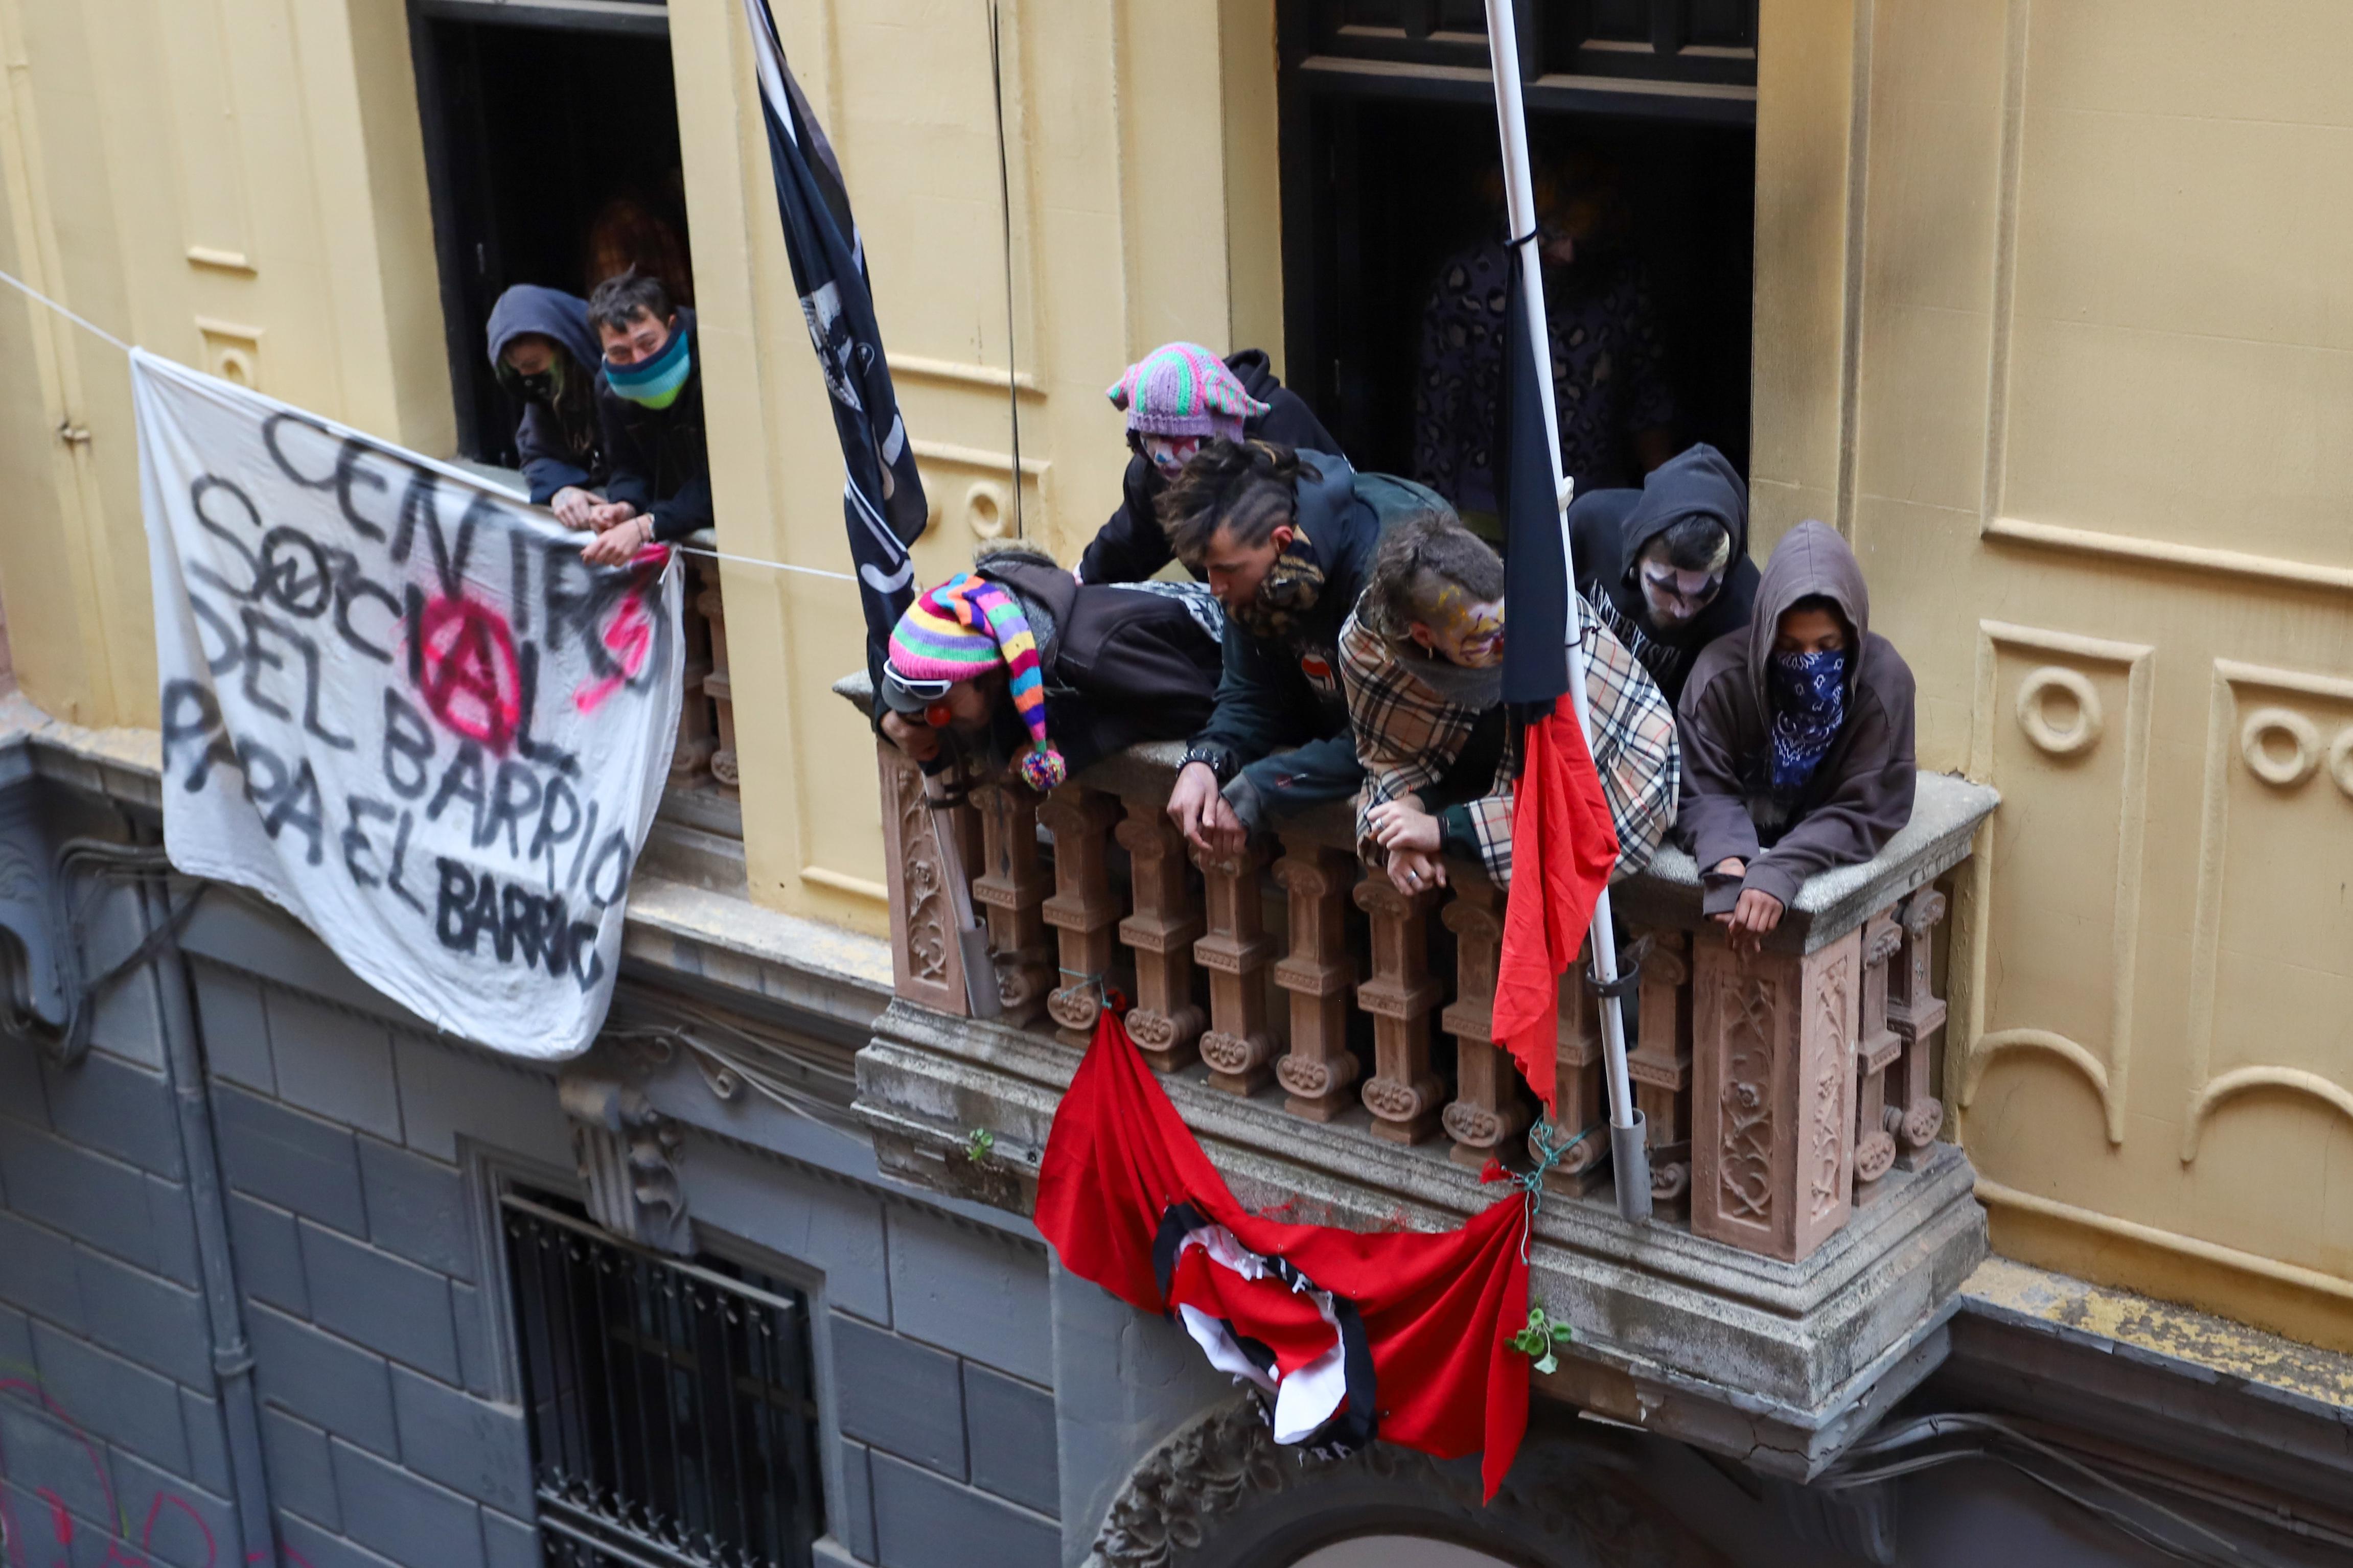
1159,441,1449,858
1675,520,1917,956
874,546,1224,789
1340,506,1679,899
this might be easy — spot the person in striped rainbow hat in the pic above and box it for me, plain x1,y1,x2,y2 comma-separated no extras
876,550,1225,792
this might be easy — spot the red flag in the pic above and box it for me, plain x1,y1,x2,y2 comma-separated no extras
1036,1011,1533,1500
1491,694,1619,1114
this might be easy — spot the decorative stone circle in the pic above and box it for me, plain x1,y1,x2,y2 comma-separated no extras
2239,706,2320,788
2014,665,2103,757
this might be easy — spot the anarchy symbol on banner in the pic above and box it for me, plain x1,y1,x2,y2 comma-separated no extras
418,594,523,753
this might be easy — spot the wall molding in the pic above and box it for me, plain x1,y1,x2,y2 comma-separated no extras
1978,1177,2353,1309
1984,516,2353,598
1962,621,2153,1145
2181,658,2353,1162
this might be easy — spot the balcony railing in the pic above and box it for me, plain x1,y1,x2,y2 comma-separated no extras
836,672,1996,1472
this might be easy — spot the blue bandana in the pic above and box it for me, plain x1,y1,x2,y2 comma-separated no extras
1767,648,1848,799
605,326,692,409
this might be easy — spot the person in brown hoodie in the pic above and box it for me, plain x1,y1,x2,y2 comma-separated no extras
1674,520,1916,954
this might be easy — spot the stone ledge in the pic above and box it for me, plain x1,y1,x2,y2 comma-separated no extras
855,999,1988,1479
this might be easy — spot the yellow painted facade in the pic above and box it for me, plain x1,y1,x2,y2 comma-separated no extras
0,0,2345,1347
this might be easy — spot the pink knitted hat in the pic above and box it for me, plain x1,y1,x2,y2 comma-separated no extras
1106,343,1270,441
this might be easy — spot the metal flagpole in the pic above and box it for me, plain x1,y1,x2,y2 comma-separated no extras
1483,0,1651,1223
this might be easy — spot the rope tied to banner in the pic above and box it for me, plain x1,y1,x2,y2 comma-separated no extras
0,263,865,586
1483,1116,1605,1262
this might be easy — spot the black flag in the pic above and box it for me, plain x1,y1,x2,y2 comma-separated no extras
742,0,928,683
1497,242,1572,710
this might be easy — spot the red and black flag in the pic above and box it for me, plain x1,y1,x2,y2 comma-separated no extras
1037,1011,1534,1499
1490,243,1618,1113
740,0,929,684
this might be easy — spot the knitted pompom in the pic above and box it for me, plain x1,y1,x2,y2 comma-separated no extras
1016,744,1068,794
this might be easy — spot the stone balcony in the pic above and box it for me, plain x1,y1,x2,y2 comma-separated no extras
833,674,1997,1478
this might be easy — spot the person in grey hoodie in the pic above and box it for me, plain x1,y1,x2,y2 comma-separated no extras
1566,442,1758,707
1674,520,1916,955
485,285,608,527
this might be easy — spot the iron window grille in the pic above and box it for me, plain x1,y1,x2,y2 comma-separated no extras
503,1189,825,1568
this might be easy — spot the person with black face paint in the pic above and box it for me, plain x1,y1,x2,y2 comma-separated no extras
486,285,608,530
583,269,711,567
1566,442,1759,708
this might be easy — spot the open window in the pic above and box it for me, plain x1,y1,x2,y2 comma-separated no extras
1279,1,1756,494
410,0,694,465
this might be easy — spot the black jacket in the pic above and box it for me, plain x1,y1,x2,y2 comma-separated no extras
1567,442,1759,707
598,309,712,544
1076,349,1342,584
1191,452,1428,820
964,549,1222,777
486,285,607,506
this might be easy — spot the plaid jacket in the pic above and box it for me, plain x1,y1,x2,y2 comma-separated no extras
1339,600,1679,886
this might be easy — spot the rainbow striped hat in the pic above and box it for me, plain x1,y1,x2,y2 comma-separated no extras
1106,342,1270,441
886,574,1066,792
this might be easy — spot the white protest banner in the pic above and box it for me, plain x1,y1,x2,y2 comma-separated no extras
133,349,682,1060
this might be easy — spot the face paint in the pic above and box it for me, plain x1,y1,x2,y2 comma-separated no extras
1414,595,1506,668
1639,560,1723,629
1140,433,1205,473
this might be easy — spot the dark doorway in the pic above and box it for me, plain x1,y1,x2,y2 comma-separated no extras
1279,4,1757,499
411,2,693,464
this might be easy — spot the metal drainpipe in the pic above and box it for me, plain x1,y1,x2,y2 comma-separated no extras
139,873,279,1564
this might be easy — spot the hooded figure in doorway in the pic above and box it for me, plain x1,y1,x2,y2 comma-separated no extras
1674,520,1916,953
1566,442,1758,707
486,285,609,523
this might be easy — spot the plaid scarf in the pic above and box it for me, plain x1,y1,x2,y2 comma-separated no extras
1227,527,1326,642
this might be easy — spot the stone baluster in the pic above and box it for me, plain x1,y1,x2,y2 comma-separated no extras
1191,842,1279,1094
1354,879,1444,1144
971,784,1051,1026
876,742,981,1014
699,576,740,792
1540,949,1612,1196
1273,841,1358,1120
1040,787,1123,1046
1440,877,1528,1168
1628,929,1694,1208
1691,928,1862,1262
1886,888,1951,1168
1851,909,1905,1205
1116,801,1206,1071
670,557,718,785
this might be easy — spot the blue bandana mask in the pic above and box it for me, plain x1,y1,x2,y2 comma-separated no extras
1767,648,1848,799
605,326,692,410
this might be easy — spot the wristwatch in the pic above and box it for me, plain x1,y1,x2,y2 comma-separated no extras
1179,743,1238,787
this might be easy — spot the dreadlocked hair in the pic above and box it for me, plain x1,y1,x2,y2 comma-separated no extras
1157,439,1321,567
1358,506,1504,642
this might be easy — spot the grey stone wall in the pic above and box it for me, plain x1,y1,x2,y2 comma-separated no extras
2,876,1066,1568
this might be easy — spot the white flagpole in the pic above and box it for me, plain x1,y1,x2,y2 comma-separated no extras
1484,0,1651,1224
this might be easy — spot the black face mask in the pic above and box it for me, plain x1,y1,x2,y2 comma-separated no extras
498,355,565,406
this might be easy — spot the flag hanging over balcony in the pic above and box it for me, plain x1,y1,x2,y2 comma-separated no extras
740,0,928,681
1491,244,1618,1114
1037,1010,1537,1500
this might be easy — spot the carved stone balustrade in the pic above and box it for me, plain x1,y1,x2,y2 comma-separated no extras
1272,840,1357,1120
1039,786,1122,1045
836,673,1998,1479
1115,800,1206,1071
